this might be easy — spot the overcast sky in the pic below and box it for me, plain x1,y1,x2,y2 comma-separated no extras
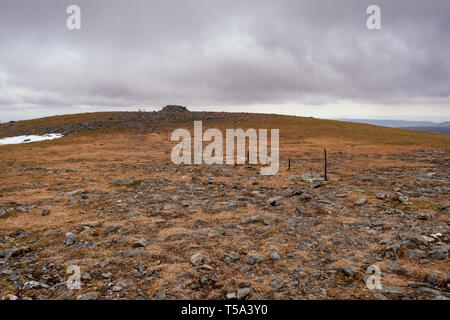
0,0,449,122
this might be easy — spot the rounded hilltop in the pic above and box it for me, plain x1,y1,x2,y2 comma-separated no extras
159,105,190,113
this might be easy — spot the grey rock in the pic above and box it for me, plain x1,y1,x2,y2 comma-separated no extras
386,263,405,275
226,292,237,299
217,202,238,212
112,282,125,292
105,224,120,235
442,204,450,214
66,189,85,196
263,269,273,275
267,196,282,206
155,289,166,299
127,210,140,218
288,281,299,287
23,280,41,290
266,237,286,243
76,292,99,300
354,198,367,206
236,287,252,300
425,274,439,285
132,238,149,248
246,255,263,265
119,251,144,258
394,192,411,205
433,296,449,300
373,293,388,300
190,252,205,266
373,293,389,300
406,249,427,259
414,287,442,296
81,272,91,280
241,214,260,224
295,206,306,214
428,247,448,260
0,246,31,264
64,232,76,246
376,193,387,200
298,173,323,183
339,265,356,277
416,212,431,220
270,279,283,291
382,285,406,296
269,250,281,260
223,252,240,265
300,193,312,201
42,209,51,216
110,178,137,186
57,289,74,300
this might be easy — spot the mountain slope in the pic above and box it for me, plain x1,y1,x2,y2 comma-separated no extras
1,107,450,147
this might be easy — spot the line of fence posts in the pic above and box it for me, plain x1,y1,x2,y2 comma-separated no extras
163,129,328,180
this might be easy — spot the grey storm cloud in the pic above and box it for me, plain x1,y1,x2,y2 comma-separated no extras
0,0,449,121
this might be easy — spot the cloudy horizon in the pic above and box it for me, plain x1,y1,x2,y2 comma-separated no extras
1,0,449,122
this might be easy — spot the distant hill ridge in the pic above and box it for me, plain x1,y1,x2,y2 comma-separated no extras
334,118,450,135
333,119,447,128
1,106,450,146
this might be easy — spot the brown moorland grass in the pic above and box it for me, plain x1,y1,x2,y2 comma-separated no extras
0,112,448,300
1,111,449,147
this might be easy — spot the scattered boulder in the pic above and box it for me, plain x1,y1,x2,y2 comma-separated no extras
428,247,448,260
406,249,427,259
354,198,367,206
241,214,260,224
23,281,42,291
270,279,283,291
236,287,252,300
246,255,264,265
376,193,387,200
190,252,205,266
425,274,439,286
269,250,281,260
155,289,166,299
339,265,356,278
267,197,282,206
132,238,149,248
76,292,99,300
394,192,411,205
105,224,120,235
110,178,138,186
416,212,431,220
64,232,76,246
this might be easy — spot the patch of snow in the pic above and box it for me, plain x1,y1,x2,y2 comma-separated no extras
0,134,63,145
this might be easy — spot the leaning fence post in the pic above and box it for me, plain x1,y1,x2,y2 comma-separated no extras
324,149,328,181
288,157,291,171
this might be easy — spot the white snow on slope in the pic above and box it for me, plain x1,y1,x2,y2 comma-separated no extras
0,134,63,145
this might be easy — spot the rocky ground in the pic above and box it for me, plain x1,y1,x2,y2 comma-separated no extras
0,111,449,300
